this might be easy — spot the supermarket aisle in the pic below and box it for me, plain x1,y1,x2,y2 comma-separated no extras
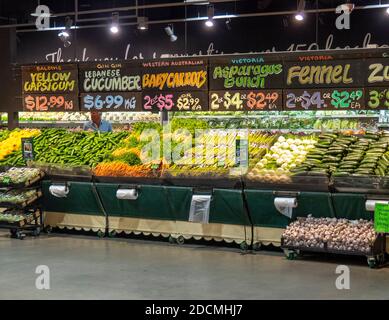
0,231,388,300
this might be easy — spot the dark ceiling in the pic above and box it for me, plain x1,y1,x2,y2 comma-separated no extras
0,0,386,28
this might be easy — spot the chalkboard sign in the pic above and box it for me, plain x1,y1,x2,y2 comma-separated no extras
141,59,208,91
365,58,389,87
79,62,141,92
284,60,364,88
366,87,389,110
22,64,78,93
22,64,79,111
210,55,284,90
283,88,364,110
142,91,208,112
209,90,282,111
81,92,142,112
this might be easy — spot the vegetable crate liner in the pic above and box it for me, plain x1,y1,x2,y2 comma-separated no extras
244,175,330,192
333,176,389,194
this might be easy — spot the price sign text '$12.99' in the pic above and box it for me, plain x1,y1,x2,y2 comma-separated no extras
24,95,74,111
210,91,280,111
83,94,137,110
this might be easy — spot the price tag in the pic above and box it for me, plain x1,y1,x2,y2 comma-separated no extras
81,92,142,112
374,203,389,233
209,90,282,111
283,88,364,110
366,88,389,110
23,94,79,111
142,92,208,112
22,138,35,161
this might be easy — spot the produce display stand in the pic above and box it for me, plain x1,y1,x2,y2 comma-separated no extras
4,48,389,263
0,189,42,209
280,234,386,268
0,208,43,240
0,176,44,240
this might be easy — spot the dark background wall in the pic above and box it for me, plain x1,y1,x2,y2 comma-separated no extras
0,29,17,112
15,10,389,64
0,8,387,111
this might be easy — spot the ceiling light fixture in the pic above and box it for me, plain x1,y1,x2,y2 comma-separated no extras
58,16,72,47
294,0,305,21
164,24,177,42
225,18,232,30
137,16,149,30
205,4,214,27
110,12,119,34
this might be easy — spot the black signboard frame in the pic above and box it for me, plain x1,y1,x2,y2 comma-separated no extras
78,61,141,93
21,63,80,112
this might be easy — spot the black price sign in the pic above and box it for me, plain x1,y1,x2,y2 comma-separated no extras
209,90,282,111
22,64,79,112
22,64,78,94
366,59,389,87
284,60,363,88
283,88,364,110
79,62,141,92
81,92,142,112
210,55,284,90
141,59,208,91
142,91,208,111
366,87,389,110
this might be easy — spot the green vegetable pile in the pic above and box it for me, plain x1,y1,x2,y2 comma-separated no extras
32,129,129,167
292,133,357,176
334,132,389,177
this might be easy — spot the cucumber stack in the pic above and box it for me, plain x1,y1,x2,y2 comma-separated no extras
334,132,389,177
291,133,355,176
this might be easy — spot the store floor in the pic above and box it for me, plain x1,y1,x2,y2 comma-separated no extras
0,231,388,300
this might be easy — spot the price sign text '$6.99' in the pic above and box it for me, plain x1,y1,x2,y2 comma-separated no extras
83,94,137,110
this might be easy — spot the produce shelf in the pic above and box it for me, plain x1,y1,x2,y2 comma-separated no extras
0,190,42,209
0,171,45,188
0,209,41,228
174,114,379,119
